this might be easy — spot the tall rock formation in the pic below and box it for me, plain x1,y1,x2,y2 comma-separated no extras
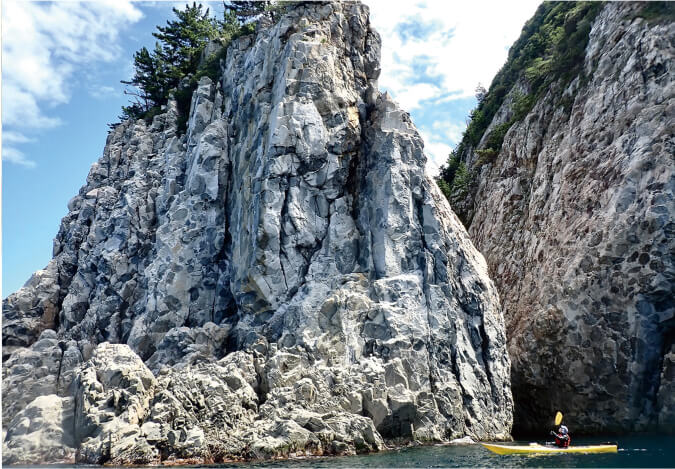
444,2,674,433
2,2,512,464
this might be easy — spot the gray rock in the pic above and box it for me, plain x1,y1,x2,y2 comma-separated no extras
2,260,60,360
73,343,158,464
657,345,675,433
2,395,76,464
454,2,674,433
2,330,82,426
449,436,476,445
2,2,512,464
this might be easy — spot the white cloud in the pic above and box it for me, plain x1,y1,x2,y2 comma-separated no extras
1,0,143,165
418,126,454,172
391,82,442,111
368,0,541,107
88,85,118,100
432,121,465,145
2,147,36,168
367,0,541,174
422,140,452,175
2,131,34,144
419,120,472,175
2,84,62,129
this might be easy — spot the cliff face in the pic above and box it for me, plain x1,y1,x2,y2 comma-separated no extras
2,3,512,464
451,2,674,433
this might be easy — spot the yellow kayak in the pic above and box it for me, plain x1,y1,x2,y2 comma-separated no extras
481,442,618,455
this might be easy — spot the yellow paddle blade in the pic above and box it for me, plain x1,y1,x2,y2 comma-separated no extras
555,411,563,426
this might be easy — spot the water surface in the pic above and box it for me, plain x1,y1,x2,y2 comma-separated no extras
15,434,674,468
224,434,673,468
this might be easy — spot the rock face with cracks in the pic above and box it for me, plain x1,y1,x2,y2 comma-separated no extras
453,2,674,433
2,2,512,464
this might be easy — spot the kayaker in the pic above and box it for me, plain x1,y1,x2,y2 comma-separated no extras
552,424,571,448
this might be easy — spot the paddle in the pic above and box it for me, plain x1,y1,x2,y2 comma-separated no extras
547,412,563,446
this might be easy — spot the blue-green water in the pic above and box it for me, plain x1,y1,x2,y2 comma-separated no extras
224,435,673,468
14,435,674,468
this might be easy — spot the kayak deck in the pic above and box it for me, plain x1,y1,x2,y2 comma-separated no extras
481,442,618,455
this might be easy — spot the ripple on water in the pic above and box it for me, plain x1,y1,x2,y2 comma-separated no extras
228,435,674,469
12,435,672,469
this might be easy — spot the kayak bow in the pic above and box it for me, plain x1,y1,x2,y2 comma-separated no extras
481,442,618,455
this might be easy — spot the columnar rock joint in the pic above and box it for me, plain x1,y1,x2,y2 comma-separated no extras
2,2,512,464
454,2,674,433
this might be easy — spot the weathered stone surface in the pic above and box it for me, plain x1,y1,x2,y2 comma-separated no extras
143,349,383,462
657,345,675,433
73,343,158,464
2,395,76,465
2,260,61,360
2,2,511,464
2,329,83,427
455,3,674,433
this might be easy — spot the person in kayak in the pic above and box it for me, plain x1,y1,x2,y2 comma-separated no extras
551,424,571,448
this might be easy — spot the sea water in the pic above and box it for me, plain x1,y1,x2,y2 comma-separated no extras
13,434,674,468
225,434,674,468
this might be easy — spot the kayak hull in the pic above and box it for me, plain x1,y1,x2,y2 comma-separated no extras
481,442,618,455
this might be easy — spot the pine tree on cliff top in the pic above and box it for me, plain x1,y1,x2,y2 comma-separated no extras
153,3,218,83
120,2,222,121
119,1,287,125
224,1,270,21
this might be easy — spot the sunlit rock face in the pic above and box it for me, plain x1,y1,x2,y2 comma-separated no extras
455,2,674,434
2,2,512,464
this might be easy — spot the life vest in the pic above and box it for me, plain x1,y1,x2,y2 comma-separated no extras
554,433,571,448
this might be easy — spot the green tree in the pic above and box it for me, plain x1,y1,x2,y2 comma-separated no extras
475,84,487,105
219,8,241,38
153,2,219,88
118,1,282,126
224,1,271,23
438,1,604,205
120,2,220,121
121,45,167,112
452,162,470,194
439,152,461,186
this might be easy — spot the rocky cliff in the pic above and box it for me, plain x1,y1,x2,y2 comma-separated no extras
2,3,512,464
445,2,674,433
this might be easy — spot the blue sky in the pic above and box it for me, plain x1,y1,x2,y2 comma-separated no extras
2,0,540,297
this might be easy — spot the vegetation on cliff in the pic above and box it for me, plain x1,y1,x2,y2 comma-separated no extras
437,1,604,212
118,1,284,131
634,1,675,24
2,3,516,463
